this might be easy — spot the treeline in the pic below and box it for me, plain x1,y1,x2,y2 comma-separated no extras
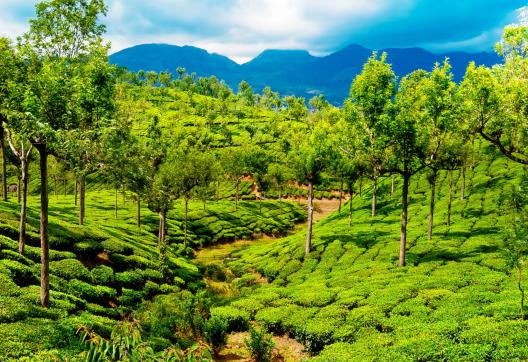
1,0,528,310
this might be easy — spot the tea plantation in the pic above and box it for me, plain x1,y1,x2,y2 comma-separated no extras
0,189,303,360
219,144,528,361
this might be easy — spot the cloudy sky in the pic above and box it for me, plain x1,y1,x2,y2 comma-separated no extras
0,0,526,63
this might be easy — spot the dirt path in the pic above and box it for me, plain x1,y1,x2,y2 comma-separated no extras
194,198,342,361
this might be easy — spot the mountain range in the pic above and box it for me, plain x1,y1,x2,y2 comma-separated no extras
109,43,501,103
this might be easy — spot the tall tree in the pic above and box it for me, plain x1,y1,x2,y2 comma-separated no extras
288,116,329,254
347,52,396,217
20,0,108,308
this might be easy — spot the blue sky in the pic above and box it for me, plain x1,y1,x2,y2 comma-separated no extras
0,0,526,63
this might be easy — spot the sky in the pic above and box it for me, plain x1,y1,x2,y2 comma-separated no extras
0,0,526,64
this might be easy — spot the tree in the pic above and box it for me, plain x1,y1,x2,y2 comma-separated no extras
288,116,329,254
388,70,430,267
347,52,396,217
20,0,108,308
460,26,528,166
173,149,216,247
4,127,33,255
420,61,462,240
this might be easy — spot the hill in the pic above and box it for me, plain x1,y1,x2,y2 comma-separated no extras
110,43,501,103
210,142,528,361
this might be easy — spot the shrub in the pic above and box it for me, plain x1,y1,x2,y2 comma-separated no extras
210,306,249,332
115,270,145,289
244,325,274,362
68,279,117,304
50,259,91,282
73,241,104,258
127,254,157,269
0,259,37,286
204,315,228,353
91,265,114,285
101,238,134,255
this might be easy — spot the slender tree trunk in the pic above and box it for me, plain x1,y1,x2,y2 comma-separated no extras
519,266,525,320
184,197,189,247
17,176,21,204
36,145,49,308
79,175,85,225
391,174,395,195
447,170,453,226
137,195,141,228
359,180,363,196
74,178,78,206
399,172,410,267
460,167,466,201
428,170,437,240
235,180,239,210
158,209,167,277
348,187,353,229
371,176,377,217
63,178,66,196
0,125,7,202
338,180,343,213
54,176,57,197
18,160,29,255
215,180,220,201
203,199,206,211
278,188,282,202
122,183,126,207
114,186,118,219
305,181,314,255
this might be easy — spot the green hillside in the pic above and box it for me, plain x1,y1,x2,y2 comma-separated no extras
217,143,528,361
0,190,303,360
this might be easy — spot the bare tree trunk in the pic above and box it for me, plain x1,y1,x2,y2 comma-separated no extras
17,176,21,204
428,170,437,240
348,188,353,229
519,266,525,320
235,180,239,210
305,181,314,255
158,209,167,277
36,144,49,308
74,178,78,206
63,178,66,196
338,180,343,213
0,125,7,202
391,174,395,195
19,160,29,255
54,176,57,197
447,170,453,226
114,186,118,219
460,167,466,201
137,195,141,228
399,172,410,267
79,175,85,225
184,197,189,247
122,183,126,207
371,176,377,217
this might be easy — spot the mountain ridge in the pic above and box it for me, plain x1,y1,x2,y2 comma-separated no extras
110,43,502,103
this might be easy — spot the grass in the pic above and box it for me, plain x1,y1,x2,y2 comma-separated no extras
0,186,303,360
220,143,528,361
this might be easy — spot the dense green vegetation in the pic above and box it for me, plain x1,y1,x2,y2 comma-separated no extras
1,0,528,360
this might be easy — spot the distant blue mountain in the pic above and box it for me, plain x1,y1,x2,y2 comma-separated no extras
110,43,501,103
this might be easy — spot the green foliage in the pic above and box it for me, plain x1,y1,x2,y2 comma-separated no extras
244,325,275,362
50,259,91,282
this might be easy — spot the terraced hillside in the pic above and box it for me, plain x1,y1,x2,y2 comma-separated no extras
218,144,528,361
0,190,303,360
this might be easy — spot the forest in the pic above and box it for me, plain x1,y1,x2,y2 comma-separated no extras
0,0,528,361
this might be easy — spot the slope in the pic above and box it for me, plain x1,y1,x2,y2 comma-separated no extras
218,142,528,361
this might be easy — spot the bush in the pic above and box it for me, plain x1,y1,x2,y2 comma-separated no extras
91,265,114,285
204,316,228,353
50,259,91,282
0,259,37,286
101,238,133,255
115,270,145,289
210,306,249,332
73,241,104,258
68,279,117,304
244,325,274,362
